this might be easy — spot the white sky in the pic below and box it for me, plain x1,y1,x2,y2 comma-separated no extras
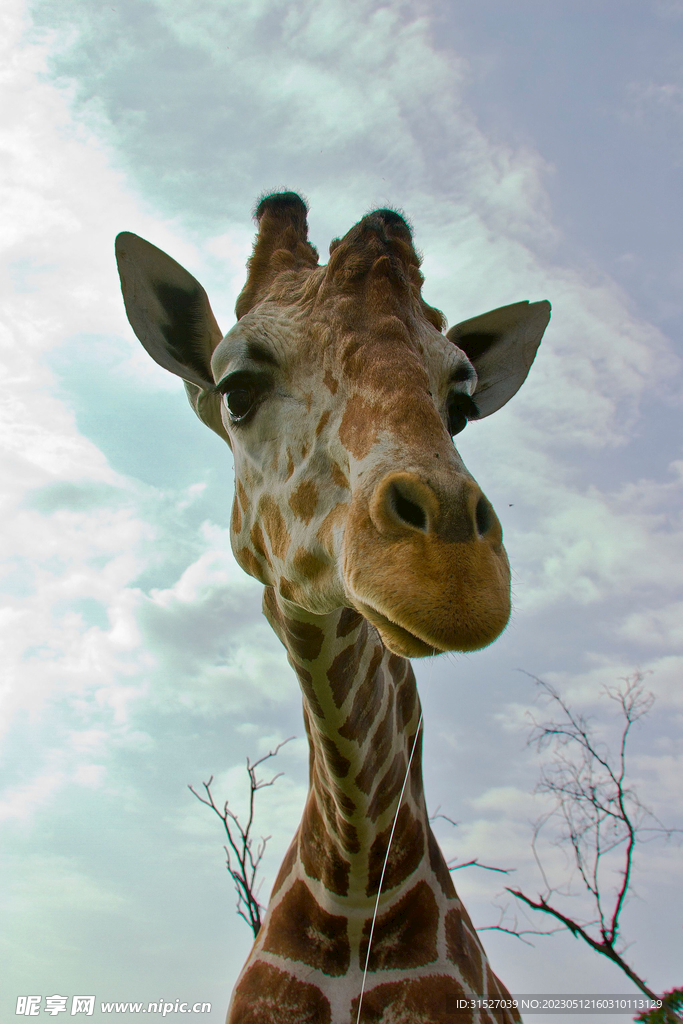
1,0,682,1020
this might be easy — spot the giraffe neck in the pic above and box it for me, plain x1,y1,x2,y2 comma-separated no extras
226,590,519,1023
263,587,428,910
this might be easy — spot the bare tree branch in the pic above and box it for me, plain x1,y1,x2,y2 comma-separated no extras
479,903,563,947
505,887,659,1001
449,858,514,874
429,807,514,875
430,810,460,829
189,737,295,937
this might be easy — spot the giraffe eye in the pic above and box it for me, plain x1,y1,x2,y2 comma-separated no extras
446,393,476,437
224,388,254,421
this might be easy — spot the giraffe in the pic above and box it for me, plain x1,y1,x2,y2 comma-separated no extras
115,192,550,1024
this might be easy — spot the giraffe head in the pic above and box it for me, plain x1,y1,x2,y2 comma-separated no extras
116,193,549,657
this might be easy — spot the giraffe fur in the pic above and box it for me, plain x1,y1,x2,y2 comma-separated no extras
115,191,550,1023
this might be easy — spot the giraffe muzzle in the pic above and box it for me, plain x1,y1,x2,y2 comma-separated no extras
343,470,511,657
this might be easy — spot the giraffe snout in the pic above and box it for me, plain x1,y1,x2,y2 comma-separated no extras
343,468,510,656
369,471,501,547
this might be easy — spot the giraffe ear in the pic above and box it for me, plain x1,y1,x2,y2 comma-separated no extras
115,232,230,442
447,300,551,418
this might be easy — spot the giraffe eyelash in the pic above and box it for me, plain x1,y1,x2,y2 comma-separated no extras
216,370,271,424
446,391,479,437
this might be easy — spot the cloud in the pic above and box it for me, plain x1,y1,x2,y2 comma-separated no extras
507,461,683,612
629,80,683,116
524,655,683,716
135,530,293,715
655,0,683,17
619,601,683,650
6,853,129,915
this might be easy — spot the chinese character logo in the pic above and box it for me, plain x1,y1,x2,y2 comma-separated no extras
45,996,69,1016
71,997,95,1016
16,997,41,1016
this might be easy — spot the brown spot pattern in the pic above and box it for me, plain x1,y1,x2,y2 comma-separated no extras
395,668,418,730
409,728,424,803
316,783,360,853
230,496,242,534
319,733,350,778
326,628,366,708
289,660,324,718
367,804,424,896
299,796,350,896
486,965,520,1022
315,409,331,437
288,480,319,523
323,368,338,394
271,835,298,897
338,644,384,741
445,908,484,994
261,584,282,620
229,962,331,1024
316,500,347,550
278,577,296,602
262,880,350,976
355,712,395,796
331,780,356,816
339,393,378,460
237,545,268,583
291,546,328,581
359,881,439,971
339,817,361,855
388,652,407,676
336,607,363,638
258,494,290,560
351,976,469,1024
283,616,325,661
427,827,456,898
331,461,349,489
367,751,406,821
249,520,269,563
236,478,248,512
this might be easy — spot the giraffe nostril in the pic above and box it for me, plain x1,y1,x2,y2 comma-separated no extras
370,472,439,537
390,484,427,531
475,495,493,537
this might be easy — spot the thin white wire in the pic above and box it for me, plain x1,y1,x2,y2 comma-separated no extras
355,710,424,1024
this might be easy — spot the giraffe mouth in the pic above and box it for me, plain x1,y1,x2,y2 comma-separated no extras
354,600,444,658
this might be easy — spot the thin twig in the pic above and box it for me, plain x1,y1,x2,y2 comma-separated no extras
430,807,513,876
189,737,295,936
479,904,562,946
448,858,514,875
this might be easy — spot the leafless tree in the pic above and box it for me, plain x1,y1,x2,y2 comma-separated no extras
189,737,294,936
490,671,681,1005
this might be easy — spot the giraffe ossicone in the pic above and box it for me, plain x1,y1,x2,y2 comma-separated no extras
116,192,550,1023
